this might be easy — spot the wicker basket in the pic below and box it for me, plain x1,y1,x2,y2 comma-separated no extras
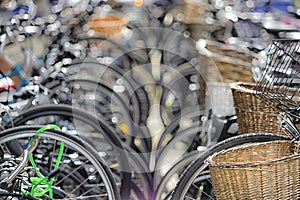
87,14,128,37
208,140,300,199
198,39,259,83
230,82,292,136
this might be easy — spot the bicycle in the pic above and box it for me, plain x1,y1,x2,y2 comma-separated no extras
170,39,300,200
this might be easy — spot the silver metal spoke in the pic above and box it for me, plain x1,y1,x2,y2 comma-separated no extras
185,196,197,200
57,193,109,199
49,139,57,172
79,183,107,197
188,178,214,200
54,159,89,186
69,171,97,194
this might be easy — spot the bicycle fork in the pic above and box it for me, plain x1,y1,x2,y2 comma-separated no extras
0,137,39,189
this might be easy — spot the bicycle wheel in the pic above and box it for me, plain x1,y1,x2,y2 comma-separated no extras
6,104,132,199
50,79,151,153
154,150,199,200
155,125,204,173
63,60,149,125
156,106,204,150
49,78,136,135
161,66,202,121
170,133,291,200
0,125,120,200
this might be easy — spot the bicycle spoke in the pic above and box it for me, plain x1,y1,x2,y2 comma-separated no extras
69,170,97,194
57,193,109,199
185,196,197,200
49,139,57,172
200,190,215,200
189,182,214,200
80,183,107,197
54,159,90,186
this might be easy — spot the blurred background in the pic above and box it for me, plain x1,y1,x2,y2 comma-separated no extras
0,1,299,199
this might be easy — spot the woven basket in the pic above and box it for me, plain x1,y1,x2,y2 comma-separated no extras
230,82,293,136
208,140,300,199
198,40,259,83
87,14,128,37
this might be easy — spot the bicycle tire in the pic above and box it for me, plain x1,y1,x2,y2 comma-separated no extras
170,133,291,200
0,125,120,200
9,104,126,158
154,150,199,200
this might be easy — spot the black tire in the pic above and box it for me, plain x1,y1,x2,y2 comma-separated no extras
0,125,120,200
170,133,291,200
